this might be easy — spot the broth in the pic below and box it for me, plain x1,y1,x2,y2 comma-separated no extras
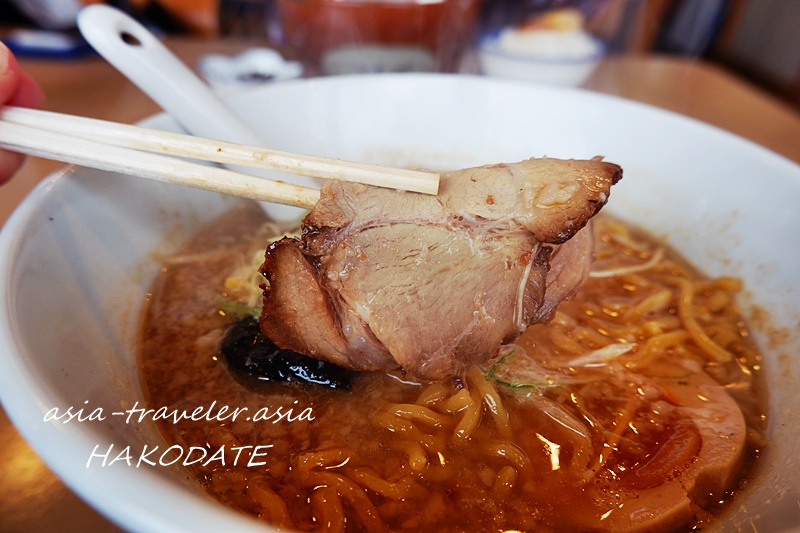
139,202,766,532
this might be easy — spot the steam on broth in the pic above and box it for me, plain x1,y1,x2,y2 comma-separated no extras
139,202,765,532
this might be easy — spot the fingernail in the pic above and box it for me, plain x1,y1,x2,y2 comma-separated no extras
0,41,9,73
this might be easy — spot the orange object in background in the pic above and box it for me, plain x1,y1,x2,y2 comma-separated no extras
156,0,217,36
96,0,218,36
275,0,480,75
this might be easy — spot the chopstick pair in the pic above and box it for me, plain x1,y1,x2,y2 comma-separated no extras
0,106,440,209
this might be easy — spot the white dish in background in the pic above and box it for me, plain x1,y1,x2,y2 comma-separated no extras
0,74,799,532
478,27,604,86
198,47,304,95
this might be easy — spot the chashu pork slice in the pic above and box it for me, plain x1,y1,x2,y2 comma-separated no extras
260,157,622,379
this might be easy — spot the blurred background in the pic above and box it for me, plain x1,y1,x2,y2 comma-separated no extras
0,0,798,107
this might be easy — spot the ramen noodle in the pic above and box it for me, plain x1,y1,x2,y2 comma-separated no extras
139,202,766,532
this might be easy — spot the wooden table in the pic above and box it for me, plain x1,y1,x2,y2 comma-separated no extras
1,40,799,532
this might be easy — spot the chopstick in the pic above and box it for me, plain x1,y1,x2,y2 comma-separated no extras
0,118,321,208
0,106,440,208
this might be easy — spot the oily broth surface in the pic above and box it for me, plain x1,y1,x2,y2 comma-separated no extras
138,202,766,532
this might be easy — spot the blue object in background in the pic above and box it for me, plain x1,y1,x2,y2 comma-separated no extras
3,29,94,59
658,0,728,56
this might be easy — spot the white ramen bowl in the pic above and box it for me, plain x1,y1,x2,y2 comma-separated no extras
1,74,799,532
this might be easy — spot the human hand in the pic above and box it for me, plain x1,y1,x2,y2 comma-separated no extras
0,41,46,185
